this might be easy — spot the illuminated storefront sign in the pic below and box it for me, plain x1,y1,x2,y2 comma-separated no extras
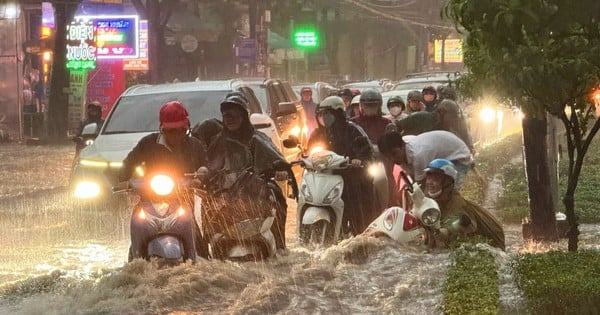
434,39,463,63
66,21,96,70
74,15,139,59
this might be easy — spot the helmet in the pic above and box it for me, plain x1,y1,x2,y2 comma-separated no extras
407,90,423,102
318,96,345,111
87,101,102,110
422,85,437,95
359,88,382,104
160,101,190,129
424,159,457,183
220,92,249,113
351,95,361,106
440,86,457,101
387,95,405,108
350,88,361,96
338,88,354,100
300,87,312,95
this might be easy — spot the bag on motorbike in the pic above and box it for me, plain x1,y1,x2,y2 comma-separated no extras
203,169,274,235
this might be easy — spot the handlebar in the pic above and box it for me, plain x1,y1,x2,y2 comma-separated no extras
400,171,414,194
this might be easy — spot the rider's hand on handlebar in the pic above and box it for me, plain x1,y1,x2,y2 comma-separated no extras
274,171,288,181
350,159,362,167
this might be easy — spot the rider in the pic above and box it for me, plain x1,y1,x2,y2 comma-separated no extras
118,101,209,259
351,88,392,146
406,90,426,114
421,85,439,112
206,92,290,251
423,159,505,250
74,101,105,155
307,96,377,235
384,95,408,123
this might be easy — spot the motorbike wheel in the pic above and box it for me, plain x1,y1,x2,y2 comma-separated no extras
309,220,328,246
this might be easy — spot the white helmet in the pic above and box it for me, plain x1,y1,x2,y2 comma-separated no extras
351,95,361,106
318,96,346,111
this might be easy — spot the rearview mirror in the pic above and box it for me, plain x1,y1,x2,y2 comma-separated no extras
283,135,299,148
276,101,297,117
81,123,99,137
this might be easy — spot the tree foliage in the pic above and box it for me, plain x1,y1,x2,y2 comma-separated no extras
443,0,600,250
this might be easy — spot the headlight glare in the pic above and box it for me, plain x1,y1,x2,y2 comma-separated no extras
73,181,101,199
150,175,175,196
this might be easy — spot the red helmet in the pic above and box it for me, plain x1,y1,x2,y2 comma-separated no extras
159,101,189,129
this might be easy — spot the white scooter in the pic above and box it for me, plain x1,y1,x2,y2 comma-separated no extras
284,137,388,246
363,172,441,245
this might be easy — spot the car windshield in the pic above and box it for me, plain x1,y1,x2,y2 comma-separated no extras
103,91,225,134
246,84,268,109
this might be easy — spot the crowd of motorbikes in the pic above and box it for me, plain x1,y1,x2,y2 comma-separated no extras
105,132,443,266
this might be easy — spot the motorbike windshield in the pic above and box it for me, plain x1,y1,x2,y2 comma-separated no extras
103,91,225,134
308,150,334,170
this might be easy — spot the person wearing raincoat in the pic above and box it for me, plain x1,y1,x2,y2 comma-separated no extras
206,92,290,251
307,96,377,235
423,159,505,250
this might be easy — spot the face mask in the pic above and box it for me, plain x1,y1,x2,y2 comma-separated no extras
323,112,336,127
389,107,403,116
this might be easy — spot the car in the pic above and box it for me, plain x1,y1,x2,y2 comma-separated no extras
70,79,302,203
392,72,462,104
341,80,386,93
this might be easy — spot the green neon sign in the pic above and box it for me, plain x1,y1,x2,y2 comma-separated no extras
293,27,319,49
67,59,96,70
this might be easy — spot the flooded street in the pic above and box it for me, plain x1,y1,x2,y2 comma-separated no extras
1,143,600,314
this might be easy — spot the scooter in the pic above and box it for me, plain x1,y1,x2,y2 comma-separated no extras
284,137,387,247
363,172,441,245
193,166,282,261
114,171,200,265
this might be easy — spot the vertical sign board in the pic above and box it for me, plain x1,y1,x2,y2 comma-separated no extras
123,19,148,70
86,60,124,118
68,71,88,132
434,39,463,64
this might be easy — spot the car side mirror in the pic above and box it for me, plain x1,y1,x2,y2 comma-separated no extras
276,101,297,117
283,135,299,148
81,123,99,137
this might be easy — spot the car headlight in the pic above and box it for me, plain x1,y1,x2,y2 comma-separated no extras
73,181,101,199
480,107,496,123
300,183,313,202
150,175,175,196
323,183,342,204
420,208,441,226
79,159,108,168
84,139,94,146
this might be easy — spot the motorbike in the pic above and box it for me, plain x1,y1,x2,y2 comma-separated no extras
284,136,387,246
194,164,292,261
114,172,201,265
363,172,442,245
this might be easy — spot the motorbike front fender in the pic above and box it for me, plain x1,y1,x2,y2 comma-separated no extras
302,206,331,225
147,236,184,260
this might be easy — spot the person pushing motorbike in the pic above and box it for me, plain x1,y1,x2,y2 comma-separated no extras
307,96,377,235
206,92,290,251
423,159,505,250
117,101,209,259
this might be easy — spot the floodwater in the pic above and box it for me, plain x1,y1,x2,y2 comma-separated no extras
1,144,599,314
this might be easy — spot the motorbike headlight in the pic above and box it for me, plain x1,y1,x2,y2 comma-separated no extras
177,206,186,217
290,125,301,137
420,208,441,226
368,164,379,177
323,183,342,204
301,183,313,202
383,208,398,231
309,146,324,156
73,181,101,199
150,175,175,196
84,139,94,146
138,209,147,221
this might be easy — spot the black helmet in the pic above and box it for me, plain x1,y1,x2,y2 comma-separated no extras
338,88,354,100
407,90,423,102
422,85,437,96
359,88,383,104
387,95,405,109
220,92,249,114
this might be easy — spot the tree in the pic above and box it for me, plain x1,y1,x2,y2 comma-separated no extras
131,0,177,83
443,0,600,249
46,0,80,140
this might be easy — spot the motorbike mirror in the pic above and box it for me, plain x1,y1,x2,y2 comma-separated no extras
196,166,210,179
283,135,300,148
81,122,99,137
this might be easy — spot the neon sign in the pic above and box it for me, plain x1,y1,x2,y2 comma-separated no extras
66,21,96,70
74,15,139,59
